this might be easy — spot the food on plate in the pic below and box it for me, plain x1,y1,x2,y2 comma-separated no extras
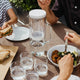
0,49,10,61
52,50,79,66
0,25,13,38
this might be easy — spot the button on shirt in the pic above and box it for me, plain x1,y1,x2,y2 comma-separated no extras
0,0,12,27
52,0,80,34
74,6,77,9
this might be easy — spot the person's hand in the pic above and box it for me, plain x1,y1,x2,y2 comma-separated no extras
64,33,80,46
57,54,73,80
0,27,2,30
2,22,9,29
37,0,51,9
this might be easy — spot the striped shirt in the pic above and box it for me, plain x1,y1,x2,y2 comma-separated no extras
0,0,12,27
52,0,80,34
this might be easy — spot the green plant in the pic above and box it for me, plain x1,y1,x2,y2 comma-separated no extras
9,0,55,11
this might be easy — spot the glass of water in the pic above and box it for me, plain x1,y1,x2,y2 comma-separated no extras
26,71,39,80
20,51,33,70
34,56,48,77
10,61,26,80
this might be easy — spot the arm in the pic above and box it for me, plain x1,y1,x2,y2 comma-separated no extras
43,7,59,25
2,8,17,29
6,8,17,25
57,54,73,80
37,0,58,25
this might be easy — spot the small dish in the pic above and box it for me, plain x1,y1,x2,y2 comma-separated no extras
6,26,30,41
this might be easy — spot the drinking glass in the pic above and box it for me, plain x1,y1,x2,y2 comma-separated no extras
26,71,39,80
20,51,33,70
34,56,48,77
10,61,26,80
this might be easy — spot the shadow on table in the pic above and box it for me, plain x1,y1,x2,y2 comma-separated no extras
13,43,27,60
9,39,29,61
40,70,56,80
51,23,76,42
48,59,60,72
73,64,80,77
5,69,12,80
52,23,67,41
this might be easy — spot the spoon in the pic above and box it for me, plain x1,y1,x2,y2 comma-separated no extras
65,32,69,52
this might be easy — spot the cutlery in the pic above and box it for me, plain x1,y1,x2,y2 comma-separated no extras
65,32,69,52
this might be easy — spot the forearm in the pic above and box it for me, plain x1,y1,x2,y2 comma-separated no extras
42,7,59,25
57,74,68,80
7,8,18,25
6,17,18,25
57,72,71,80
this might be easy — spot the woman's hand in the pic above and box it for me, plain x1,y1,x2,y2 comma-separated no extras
37,0,58,25
37,0,51,9
64,33,80,46
2,22,9,29
57,54,73,80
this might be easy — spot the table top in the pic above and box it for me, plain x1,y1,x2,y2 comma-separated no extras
0,23,79,80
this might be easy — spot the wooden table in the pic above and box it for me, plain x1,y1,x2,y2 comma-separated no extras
0,23,79,80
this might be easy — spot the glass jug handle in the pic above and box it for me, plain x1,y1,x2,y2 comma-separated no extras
44,20,52,44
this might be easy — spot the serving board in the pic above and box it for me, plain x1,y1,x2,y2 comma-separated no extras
0,45,18,80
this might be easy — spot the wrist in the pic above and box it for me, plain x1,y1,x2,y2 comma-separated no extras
57,72,70,80
42,6,50,12
57,74,68,80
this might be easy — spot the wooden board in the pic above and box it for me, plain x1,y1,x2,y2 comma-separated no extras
0,45,19,80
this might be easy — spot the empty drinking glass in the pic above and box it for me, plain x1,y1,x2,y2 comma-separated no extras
26,71,39,80
10,61,26,80
20,51,33,70
34,56,48,77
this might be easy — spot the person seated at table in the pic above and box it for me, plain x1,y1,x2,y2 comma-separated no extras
64,33,80,46
37,0,80,34
0,0,17,30
57,54,73,80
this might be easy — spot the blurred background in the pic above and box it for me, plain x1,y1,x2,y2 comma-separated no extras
9,0,55,25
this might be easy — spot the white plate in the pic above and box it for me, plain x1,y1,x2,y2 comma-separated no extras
47,45,80,68
6,27,29,41
51,75,80,80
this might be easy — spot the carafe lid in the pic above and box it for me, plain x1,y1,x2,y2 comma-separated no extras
29,9,46,19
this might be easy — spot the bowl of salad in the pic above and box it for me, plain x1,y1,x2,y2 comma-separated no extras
47,45,80,68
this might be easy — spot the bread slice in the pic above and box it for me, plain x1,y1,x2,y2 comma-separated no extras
0,25,13,38
0,49,10,61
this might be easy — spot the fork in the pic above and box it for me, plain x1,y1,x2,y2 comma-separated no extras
65,32,69,52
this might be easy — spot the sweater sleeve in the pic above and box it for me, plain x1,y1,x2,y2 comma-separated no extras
51,0,64,18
